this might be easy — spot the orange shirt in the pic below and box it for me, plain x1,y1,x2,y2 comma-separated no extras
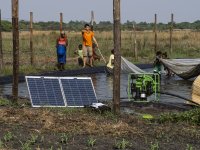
82,30,94,47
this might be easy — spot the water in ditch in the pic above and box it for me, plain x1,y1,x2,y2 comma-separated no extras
0,72,193,103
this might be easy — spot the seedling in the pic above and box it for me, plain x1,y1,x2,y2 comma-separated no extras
57,146,63,150
3,131,13,142
0,140,4,149
87,137,96,147
186,144,194,150
115,138,130,150
60,133,69,144
40,135,44,142
29,134,38,145
150,141,159,150
19,140,32,150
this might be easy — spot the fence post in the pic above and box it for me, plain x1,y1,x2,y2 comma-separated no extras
0,9,3,70
133,23,138,61
91,10,94,26
113,0,121,114
170,13,174,53
30,12,34,65
154,14,157,53
12,0,19,103
60,13,63,34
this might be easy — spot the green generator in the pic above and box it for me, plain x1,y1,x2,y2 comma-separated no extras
128,73,160,102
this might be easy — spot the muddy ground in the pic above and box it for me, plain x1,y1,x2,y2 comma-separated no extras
0,98,199,150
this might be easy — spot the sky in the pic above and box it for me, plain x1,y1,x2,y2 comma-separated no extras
0,0,200,23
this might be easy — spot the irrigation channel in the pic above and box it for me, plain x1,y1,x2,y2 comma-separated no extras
0,65,194,109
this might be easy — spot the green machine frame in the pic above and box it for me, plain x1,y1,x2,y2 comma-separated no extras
128,73,160,102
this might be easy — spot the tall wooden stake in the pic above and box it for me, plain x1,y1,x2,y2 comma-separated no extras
113,0,121,114
154,14,157,53
30,12,34,65
12,0,19,103
170,13,174,53
91,10,94,26
133,23,138,60
60,13,63,34
0,9,3,70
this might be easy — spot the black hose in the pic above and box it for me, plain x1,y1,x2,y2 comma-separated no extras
159,91,200,106
118,92,200,106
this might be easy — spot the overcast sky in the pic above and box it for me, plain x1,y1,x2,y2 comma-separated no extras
0,0,200,23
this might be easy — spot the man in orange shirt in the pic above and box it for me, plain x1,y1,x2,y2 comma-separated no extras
82,24,98,67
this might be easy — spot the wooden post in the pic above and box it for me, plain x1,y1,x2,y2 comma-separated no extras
60,13,63,34
12,0,19,103
30,12,34,65
154,14,157,53
91,10,94,26
0,9,3,70
113,0,121,114
170,13,174,53
133,23,138,61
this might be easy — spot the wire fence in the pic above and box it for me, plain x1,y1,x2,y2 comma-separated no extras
1,28,200,71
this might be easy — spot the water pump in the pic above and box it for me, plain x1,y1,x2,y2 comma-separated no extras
128,73,160,102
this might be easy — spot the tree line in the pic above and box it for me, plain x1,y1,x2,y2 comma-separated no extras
1,20,200,32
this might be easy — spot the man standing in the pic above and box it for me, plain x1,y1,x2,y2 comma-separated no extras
56,31,68,71
82,24,98,67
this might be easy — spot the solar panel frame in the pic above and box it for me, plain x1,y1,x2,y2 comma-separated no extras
60,77,97,107
26,76,67,107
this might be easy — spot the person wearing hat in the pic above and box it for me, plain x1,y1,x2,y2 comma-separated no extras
56,31,68,70
82,24,98,68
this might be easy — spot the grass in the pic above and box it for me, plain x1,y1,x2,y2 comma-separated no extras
157,108,200,125
0,98,11,106
1,30,200,75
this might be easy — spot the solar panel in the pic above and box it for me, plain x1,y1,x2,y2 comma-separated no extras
60,77,97,107
26,76,66,107
26,76,97,107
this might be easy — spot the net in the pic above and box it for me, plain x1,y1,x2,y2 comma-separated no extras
160,58,200,79
121,57,145,74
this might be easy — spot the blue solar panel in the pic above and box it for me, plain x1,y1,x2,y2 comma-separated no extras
26,77,66,107
60,77,97,107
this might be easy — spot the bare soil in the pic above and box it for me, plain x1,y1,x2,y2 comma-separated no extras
0,98,199,150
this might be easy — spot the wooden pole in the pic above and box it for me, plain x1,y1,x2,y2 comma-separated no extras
113,0,121,114
154,14,157,53
30,12,34,65
12,0,19,103
133,23,138,61
170,13,174,53
60,13,63,33
91,10,94,26
0,9,3,70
